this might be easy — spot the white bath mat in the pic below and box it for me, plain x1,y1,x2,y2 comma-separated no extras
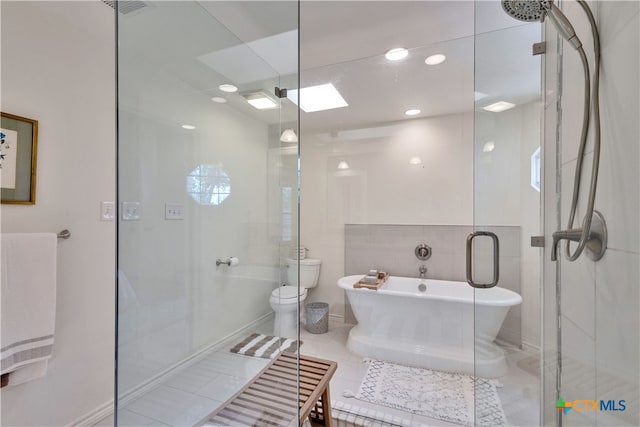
229,333,300,359
356,359,508,427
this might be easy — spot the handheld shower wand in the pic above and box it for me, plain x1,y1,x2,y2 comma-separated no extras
502,0,606,262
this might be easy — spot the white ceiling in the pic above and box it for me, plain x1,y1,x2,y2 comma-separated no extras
117,1,542,132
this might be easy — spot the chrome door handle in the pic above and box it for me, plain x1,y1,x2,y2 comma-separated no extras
466,231,500,289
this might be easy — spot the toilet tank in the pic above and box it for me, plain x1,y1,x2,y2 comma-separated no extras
286,258,321,288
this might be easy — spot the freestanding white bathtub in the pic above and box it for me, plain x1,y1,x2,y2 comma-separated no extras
339,275,522,378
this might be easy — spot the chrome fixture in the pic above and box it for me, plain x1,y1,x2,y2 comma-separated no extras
419,265,427,279
502,0,605,262
551,210,607,261
216,257,239,267
415,244,432,261
466,231,500,289
57,229,71,239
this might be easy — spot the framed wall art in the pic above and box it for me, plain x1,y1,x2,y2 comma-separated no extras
1,112,38,204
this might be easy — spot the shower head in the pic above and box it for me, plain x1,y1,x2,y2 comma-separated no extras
501,0,546,22
501,0,582,49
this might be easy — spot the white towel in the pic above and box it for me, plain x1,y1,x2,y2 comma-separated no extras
1,233,57,384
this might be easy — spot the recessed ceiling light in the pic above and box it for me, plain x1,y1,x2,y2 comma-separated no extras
483,141,495,152
405,109,421,116
242,92,278,110
287,83,348,113
181,124,196,130
483,101,516,112
409,156,423,165
218,84,238,93
425,54,446,65
385,47,409,61
211,97,227,103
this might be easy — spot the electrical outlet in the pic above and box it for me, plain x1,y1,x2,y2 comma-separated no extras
121,202,141,221
101,201,115,221
165,203,184,220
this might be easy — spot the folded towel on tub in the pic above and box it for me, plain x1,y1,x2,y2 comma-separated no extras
1,233,57,385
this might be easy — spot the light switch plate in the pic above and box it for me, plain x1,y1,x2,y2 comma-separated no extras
101,201,115,221
121,202,141,221
165,203,184,220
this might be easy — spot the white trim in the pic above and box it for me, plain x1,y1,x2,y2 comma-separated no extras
521,340,541,352
69,313,274,427
67,399,113,427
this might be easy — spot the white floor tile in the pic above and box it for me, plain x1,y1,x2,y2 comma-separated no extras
124,385,220,426
196,373,247,402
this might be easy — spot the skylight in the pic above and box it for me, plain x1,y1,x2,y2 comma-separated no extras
287,83,348,113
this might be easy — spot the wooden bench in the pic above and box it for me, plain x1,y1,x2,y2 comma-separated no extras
196,352,337,427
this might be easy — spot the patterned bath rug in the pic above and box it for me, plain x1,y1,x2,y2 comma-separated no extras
356,359,508,427
230,333,300,359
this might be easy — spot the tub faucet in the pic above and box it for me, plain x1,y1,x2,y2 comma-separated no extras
419,265,427,279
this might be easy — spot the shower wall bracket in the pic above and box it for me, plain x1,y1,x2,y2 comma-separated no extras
551,210,607,262
532,42,547,55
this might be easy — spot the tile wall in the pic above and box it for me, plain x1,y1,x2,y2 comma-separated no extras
542,2,639,425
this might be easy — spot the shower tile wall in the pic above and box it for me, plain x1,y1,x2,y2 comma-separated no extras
542,2,639,425
344,224,522,346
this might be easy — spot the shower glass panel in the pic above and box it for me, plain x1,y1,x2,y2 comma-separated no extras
473,2,542,426
116,1,299,425
541,2,640,426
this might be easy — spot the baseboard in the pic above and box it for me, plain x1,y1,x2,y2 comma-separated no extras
69,313,274,426
67,399,114,427
521,340,541,352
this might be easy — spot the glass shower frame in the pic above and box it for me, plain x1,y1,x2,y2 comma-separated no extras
115,1,300,425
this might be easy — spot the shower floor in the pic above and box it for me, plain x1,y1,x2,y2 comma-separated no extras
96,316,539,426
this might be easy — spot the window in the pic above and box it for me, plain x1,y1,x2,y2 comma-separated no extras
187,164,231,205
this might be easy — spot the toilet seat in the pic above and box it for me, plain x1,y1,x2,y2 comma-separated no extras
270,286,307,304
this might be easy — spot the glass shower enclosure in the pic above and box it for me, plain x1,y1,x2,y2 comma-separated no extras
115,2,299,425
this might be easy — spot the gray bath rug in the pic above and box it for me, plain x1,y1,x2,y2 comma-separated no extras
356,359,508,427
230,333,300,359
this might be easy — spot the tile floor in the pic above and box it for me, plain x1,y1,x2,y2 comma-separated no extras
96,317,540,426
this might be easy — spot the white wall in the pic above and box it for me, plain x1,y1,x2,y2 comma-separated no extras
0,1,115,425
301,113,474,317
301,105,541,346
542,1,639,425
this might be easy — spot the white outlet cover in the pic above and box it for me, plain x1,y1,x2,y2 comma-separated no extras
121,202,141,221
101,201,115,221
165,203,185,220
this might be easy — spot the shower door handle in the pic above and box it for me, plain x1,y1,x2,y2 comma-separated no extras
466,231,500,289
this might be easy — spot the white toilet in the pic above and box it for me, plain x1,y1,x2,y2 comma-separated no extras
270,258,321,339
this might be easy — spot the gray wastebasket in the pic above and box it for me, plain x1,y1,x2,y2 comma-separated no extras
305,302,329,334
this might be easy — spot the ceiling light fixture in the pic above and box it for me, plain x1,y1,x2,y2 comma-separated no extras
424,54,446,65
280,128,298,143
181,124,196,130
405,109,421,116
287,83,348,113
242,91,278,110
211,97,227,103
218,84,238,93
483,101,516,112
409,156,423,165
385,47,409,61
337,160,350,170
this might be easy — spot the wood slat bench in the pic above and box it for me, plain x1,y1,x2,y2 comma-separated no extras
196,352,337,427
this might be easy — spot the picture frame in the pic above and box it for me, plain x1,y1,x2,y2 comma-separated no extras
1,112,38,204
